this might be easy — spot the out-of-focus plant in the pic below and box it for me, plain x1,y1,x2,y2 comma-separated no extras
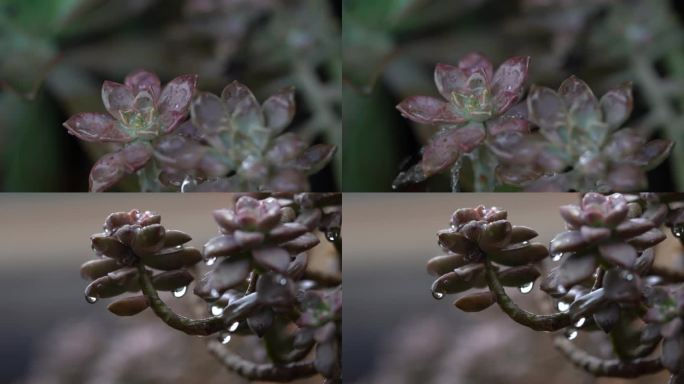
79,193,342,382
342,0,684,192
394,52,672,192
0,0,340,191
426,192,684,383
63,70,335,192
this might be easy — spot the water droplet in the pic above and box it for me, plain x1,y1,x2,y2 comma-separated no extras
432,290,444,300
180,176,197,192
557,301,570,312
210,289,219,299
85,294,98,304
219,333,232,344
211,305,224,316
278,278,287,286
624,273,634,281
575,317,586,328
173,286,187,298
519,281,534,294
325,228,340,242
673,223,684,238
565,328,578,340
552,252,563,261
521,241,529,246
228,321,239,332
206,257,217,266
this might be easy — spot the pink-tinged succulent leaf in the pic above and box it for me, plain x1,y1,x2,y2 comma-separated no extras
558,76,600,131
89,152,126,192
396,96,464,125
496,164,543,185
191,92,228,133
293,144,337,174
262,87,296,134
421,124,485,177
600,83,633,130
598,241,637,268
527,86,566,129
491,56,530,113
486,117,529,136
252,246,291,273
434,63,467,100
266,133,309,163
635,139,674,170
606,164,647,192
458,53,493,81
221,81,264,128
64,113,131,143
269,169,310,192
158,74,198,133
101,81,134,119
120,142,153,172
125,70,161,99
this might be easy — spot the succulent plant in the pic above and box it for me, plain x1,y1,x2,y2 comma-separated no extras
494,76,673,192
543,192,666,294
80,209,199,313
187,81,336,192
62,72,336,192
79,193,342,382
428,205,547,308
395,53,531,190
64,70,198,192
426,193,684,382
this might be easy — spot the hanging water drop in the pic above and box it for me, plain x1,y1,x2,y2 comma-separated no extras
229,321,240,332
575,317,586,328
431,290,444,300
521,241,529,246
85,294,98,304
219,333,232,344
278,277,287,286
557,301,570,312
180,176,197,193
552,252,563,262
565,328,578,340
210,288,219,299
519,281,534,294
173,286,187,298
211,305,225,316
325,228,340,242
206,257,217,266
673,223,684,238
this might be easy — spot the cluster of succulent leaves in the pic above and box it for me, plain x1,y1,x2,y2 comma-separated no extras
80,193,341,382
63,70,335,192
427,192,684,382
396,52,672,192
80,209,200,314
427,204,548,309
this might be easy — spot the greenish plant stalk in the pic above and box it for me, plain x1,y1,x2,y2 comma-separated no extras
137,263,226,336
483,258,572,332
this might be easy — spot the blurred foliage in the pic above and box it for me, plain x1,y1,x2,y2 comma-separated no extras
342,0,684,192
0,0,340,191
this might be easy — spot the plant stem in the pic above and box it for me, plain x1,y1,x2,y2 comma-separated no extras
450,157,462,192
137,263,226,336
483,258,571,332
554,336,663,378
206,340,317,382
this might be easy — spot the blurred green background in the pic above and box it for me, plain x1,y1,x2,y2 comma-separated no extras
0,0,341,191
342,0,684,192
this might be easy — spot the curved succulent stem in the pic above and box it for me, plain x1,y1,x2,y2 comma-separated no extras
137,263,226,336
483,258,572,332
206,340,317,382
554,336,663,378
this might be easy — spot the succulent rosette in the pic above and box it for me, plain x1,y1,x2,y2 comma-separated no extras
64,70,198,191
80,209,200,315
198,196,320,298
427,205,548,311
496,76,673,192
189,81,336,192
544,193,666,293
395,53,531,185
